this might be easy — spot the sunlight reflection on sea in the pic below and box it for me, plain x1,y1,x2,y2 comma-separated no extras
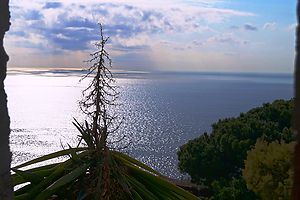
6,72,293,178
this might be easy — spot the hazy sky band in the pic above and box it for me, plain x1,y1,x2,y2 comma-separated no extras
5,0,297,73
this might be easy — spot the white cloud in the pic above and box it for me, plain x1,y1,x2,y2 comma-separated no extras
10,0,254,25
263,22,276,31
8,0,255,53
288,23,297,31
206,33,249,46
8,0,266,71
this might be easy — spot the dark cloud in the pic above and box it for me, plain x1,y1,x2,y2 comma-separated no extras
192,40,203,46
9,2,209,53
29,14,99,50
114,52,156,71
141,10,163,22
111,43,150,52
37,4,167,51
98,4,172,36
174,47,185,51
91,7,109,16
9,31,28,37
46,27,99,50
216,37,235,44
207,34,249,46
124,5,134,10
43,2,63,9
14,40,43,49
25,10,43,20
244,23,258,31
64,18,97,29
11,3,182,52
229,25,239,30
104,24,143,38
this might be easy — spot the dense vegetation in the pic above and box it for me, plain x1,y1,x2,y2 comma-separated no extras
243,140,294,200
178,99,294,199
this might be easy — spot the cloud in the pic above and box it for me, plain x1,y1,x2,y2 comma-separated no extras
206,33,249,46
110,34,150,52
229,25,239,30
7,0,260,71
192,40,203,47
113,52,156,71
25,10,43,20
288,23,297,31
243,23,258,31
63,17,97,29
9,31,28,37
43,25,99,51
43,2,63,9
263,22,276,31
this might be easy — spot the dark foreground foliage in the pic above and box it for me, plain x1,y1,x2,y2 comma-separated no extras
11,137,199,199
177,99,294,199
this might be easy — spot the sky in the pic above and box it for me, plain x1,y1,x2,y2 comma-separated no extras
5,0,297,73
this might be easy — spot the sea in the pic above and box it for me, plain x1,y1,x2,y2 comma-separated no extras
5,70,293,178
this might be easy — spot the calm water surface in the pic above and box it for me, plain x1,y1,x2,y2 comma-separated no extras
6,72,293,178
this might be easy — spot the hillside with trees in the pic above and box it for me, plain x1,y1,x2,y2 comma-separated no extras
243,139,294,200
178,99,295,199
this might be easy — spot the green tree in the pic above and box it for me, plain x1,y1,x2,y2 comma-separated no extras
178,99,294,186
243,139,294,200
210,178,257,200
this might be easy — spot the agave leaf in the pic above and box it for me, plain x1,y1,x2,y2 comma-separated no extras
110,156,131,194
128,170,176,200
73,119,94,148
14,193,31,200
136,177,175,200
13,163,59,186
67,143,80,162
15,184,33,196
26,160,73,199
28,149,91,198
126,175,159,200
47,163,89,190
125,162,199,200
13,151,90,199
35,163,90,199
32,166,58,178
112,151,160,176
95,164,103,200
130,190,144,200
11,168,43,184
172,191,191,200
12,172,28,186
13,147,87,169
26,163,59,173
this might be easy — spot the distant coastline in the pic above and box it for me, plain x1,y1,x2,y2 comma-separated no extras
7,67,293,84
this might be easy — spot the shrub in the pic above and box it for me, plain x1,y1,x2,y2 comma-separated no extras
178,99,294,186
243,139,295,200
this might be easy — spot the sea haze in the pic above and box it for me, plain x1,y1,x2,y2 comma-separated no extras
6,70,293,178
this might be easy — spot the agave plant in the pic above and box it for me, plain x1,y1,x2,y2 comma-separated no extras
12,120,200,199
11,23,200,199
